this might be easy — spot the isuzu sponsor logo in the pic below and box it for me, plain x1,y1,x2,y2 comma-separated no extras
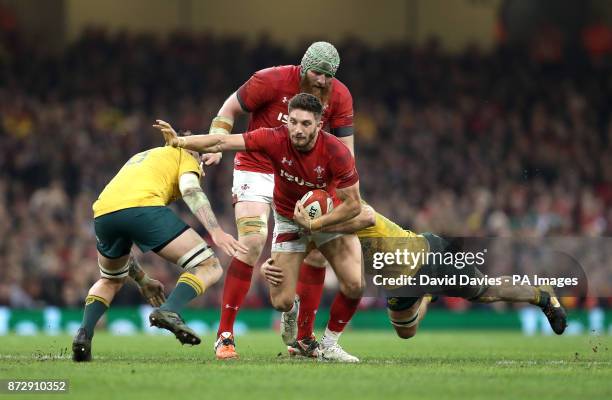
280,168,327,188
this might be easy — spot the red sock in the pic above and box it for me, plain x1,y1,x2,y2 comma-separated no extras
296,262,326,340
217,258,253,337
327,291,361,333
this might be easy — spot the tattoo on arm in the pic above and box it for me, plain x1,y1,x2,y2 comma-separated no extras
183,187,220,232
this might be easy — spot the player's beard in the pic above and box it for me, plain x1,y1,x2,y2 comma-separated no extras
290,128,318,151
300,75,331,106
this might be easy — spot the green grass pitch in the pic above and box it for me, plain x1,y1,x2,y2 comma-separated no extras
1,331,610,400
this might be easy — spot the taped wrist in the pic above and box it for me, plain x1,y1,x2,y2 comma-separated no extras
136,275,151,286
209,116,233,135
169,137,185,148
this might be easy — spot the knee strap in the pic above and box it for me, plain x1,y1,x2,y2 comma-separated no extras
236,216,267,236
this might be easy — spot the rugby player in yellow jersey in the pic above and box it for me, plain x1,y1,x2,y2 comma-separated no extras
262,204,567,357
72,145,247,362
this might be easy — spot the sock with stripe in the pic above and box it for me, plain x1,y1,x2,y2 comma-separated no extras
531,287,550,308
296,262,326,340
217,258,254,337
160,273,205,313
80,295,110,339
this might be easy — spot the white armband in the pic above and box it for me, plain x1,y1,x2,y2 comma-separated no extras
179,173,201,195
179,173,209,212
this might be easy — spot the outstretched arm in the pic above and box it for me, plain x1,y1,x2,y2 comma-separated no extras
179,172,248,257
320,203,376,233
153,120,246,153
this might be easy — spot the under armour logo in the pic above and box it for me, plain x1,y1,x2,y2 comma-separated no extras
282,96,289,104
282,157,293,166
225,304,239,310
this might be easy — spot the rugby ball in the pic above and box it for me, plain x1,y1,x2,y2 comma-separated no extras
299,189,333,220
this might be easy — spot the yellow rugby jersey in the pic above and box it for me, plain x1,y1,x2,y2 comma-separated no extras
357,211,430,278
356,211,420,239
93,147,201,218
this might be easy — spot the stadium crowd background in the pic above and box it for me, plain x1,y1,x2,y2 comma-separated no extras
0,24,611,311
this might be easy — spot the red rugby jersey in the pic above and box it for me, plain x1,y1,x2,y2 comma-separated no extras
243,126,358,218
235,65,353,173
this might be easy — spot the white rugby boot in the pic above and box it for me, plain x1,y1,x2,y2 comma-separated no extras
280,296,300,345
318,342,359,363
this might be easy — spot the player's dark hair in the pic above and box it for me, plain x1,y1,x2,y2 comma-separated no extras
288,93,323,120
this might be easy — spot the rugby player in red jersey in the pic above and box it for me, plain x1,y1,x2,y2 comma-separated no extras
154,93,364,362
202,42,354,359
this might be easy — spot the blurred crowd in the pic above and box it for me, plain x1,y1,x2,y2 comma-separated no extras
0,29,610,310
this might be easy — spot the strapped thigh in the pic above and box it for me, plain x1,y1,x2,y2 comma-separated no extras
99,259,130,279
389,311,420,328
177,242,215,270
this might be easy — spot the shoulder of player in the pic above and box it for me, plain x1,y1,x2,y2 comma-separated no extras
255,65,296,83
320,130,351,154
151,146,175,156
157,145,182,155
331,77,352,100
126,146,181,165
327,78,353,117
157,146,197,163
320,129,345,144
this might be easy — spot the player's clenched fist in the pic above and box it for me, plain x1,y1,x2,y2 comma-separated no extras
293,201,312,232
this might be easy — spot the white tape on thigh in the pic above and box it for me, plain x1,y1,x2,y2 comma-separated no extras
99,260,129,279
177,242,214,270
